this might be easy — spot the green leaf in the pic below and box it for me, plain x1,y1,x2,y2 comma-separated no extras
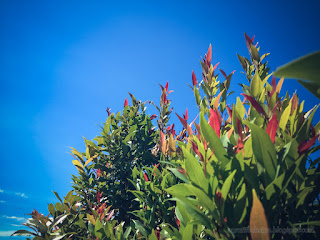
182,223,194,240
297,80,320,99
245,122,277,182
175,202,190,227
275,51,320,83
182,147,208,192
265,163,295,200
48,203,55,216
194,88,201,105
293,221,320,226
200,112,229,167
220,170,237,217
94,219,105,239
52,191,62,203
171,196,212,228
148,229,158,240
168,167,189,184
166,183,193,197
132,220,149,236
186,184,216,213
251,71,262,98
250,44,260,62
55,202,64,213
221,170,237,201
123,226,132,239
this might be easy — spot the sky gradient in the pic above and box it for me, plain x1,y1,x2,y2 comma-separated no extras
0,0,319,238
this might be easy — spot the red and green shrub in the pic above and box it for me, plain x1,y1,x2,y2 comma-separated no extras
13,34,320,240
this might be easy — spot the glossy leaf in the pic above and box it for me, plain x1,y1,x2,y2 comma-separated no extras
250,189,270,240
182,147,208,191
241,94,266,117
200,112,229,167
266,114,278,143
275,51,320,83
245,121,277,182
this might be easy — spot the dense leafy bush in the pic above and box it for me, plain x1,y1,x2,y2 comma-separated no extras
13,34,320,239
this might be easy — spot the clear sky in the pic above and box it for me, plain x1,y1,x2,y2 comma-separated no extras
0,0,319,237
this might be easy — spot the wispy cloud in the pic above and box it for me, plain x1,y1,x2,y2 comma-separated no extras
0,200,6,203
0,230,15,237
0,189,28,198
1,215,26,222
15,192,28,198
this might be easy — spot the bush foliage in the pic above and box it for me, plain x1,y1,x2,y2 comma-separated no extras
13,34,320,239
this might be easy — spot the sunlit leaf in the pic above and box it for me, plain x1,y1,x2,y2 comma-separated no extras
250,189,270,240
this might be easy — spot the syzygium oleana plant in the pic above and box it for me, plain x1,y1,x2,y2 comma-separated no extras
15,34,320,240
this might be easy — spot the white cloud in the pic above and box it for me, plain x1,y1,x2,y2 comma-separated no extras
0,189,29,198
14,192,28,198
0,201,5,203
0,230,15,237
1,215,26,222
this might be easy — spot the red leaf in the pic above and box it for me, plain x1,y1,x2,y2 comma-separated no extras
244,33,253,52
106,107,111,116
241,94,266,117
176,113,188,129
219,69,227,79
184,108,189,121
159,84,164,91
236,138,244,154
160,131,165,146
171,124,176,136
150,114,157,120
192,70,198,86
212,62,220,72
271,76,276,90
226,105,233,119
266,114,278,143
177,166,187,175
175,217,180,227
191,141,204,161
251,35,255,43
209,108,220,137
206,44,212,67
165,81,169,92
97,192,103,203
124,98,128,107
96,169,102,178
298,135,319,156
163,92,167,104
143,172,149,181
236,117,243,140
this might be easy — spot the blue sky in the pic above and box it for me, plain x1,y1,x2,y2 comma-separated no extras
0,0,319,238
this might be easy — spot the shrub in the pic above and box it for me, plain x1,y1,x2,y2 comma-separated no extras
13,34,320,239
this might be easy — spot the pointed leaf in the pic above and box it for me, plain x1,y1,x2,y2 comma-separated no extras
200,112,229,167
250,189,270,240
245,121,277,182
241,94,266,117
209,108,220,137
250,72,262,98
206,44,212,66
275,51,320,83
266,114,278,143
182,147,208,191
